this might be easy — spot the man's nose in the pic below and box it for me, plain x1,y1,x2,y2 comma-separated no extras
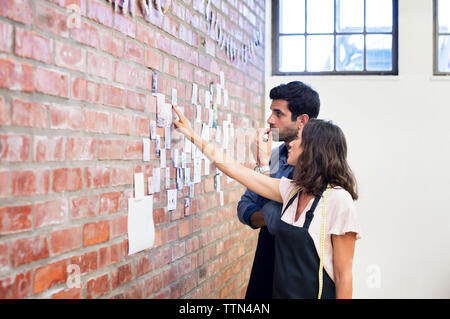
267,114,275,125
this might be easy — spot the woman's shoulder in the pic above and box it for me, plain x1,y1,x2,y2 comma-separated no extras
279,177,298,203
327,186,355,208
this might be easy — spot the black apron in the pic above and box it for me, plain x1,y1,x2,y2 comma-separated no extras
272,189,336,299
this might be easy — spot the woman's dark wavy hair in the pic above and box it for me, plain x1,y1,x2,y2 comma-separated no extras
293,119,358,200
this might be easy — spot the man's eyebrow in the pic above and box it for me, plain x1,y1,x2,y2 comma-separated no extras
271,108,284,114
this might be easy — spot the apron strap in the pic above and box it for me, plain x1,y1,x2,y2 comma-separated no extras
281,186,301,217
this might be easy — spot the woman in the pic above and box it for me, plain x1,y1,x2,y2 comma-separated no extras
172,105,361,299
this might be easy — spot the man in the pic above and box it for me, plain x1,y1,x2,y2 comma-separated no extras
237,81,321,299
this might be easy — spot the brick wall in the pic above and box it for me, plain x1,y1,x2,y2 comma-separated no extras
0,0,265,298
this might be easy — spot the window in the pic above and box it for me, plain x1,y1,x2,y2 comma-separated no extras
435,0,450,74
272,0,399,75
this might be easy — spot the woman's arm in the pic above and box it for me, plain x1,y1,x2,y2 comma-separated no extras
172,105,283,203
331,232,357,299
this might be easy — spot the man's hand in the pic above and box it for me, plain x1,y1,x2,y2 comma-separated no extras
256,128,272,166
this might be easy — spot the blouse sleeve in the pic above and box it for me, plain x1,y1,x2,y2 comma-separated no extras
278,177,296,204
327,189,362,240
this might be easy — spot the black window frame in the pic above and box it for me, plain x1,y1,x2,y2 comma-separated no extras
272,0,399,76
434,0,450,75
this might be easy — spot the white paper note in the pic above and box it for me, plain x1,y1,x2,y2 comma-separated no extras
185,137,192,153
167,189,177,211
134,173,145,200
215,125,221,143
184,167,191,186
193,158,202,183
204,158,210,175
147,177,153,195
160,149,166,168
208,108,214,127
205,91,211,109
165,167,171,189
220,191,224,206
143,138,150,162
196,105,202,122
128,196,154,255
150,120,156,140
152,168,161,193
171,88,177,105
191,83,198,105
181,152,187,168
220,71,225,87
165,126,171,149
173,149,180,168
155,135,161,157
215,84,222,105
223,89,228,107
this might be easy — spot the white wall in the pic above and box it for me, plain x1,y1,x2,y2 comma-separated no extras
265,0,450,298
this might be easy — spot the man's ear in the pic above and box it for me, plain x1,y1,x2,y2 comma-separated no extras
296,114,309,129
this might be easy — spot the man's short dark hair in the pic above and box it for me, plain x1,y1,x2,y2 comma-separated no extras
269,81,320,121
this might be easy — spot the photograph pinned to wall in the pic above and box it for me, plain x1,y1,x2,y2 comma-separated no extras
143,138,150,162
212,104,218,128
152,71,158,95
127,195,154,255
184,198,190,216
165,167,171,189
184,167,191,186
189,183,195,198
196,104,202,122
165,126,171,149
209,82,214,104
173,149,180,168
167,189,177,211
160,149,166,168
155,135,161,158
147,177,153,195
191,83,198,105
214,173,221,192
152,167,161,193
150,120,156,140
181,152,187,169
176,167,184,190
193,158,202,184
134,172,145,200
156,94,172,127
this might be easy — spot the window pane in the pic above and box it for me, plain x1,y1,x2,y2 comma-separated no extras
307,0,334,33
336,0,364,33
366,0,393,32
366,34,392,71
280,0,305,34
280,36,306,72
336,35,364,71
438,0,450,33
438,36,450,72
307,35,334,71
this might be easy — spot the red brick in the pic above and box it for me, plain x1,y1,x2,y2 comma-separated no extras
145,48,163,70
111,166,133,186
0,271,31,299
55,40,86,72
69,251,98,274
136,22,156,47
88,0,113,27
0,171,8,198
11,99,49,129
10,235,49,268
69,195,98,219
84,166,111,189
71,77,87,101
35,2,69,37
171,39,186,60
110,214,127,237
102,84,125,108
180,63,193,82
100,29,124,57
164,57,179,77
136,255,152,278
98,139,123,160
84,109,109,133
100,192,123,214
125,39,145,65
87,51,113,80
126,90,147,112
52,287,82,299
178,220,191,238
132,115,150,137
35,199,67,228
70,20,100,49
86,80,103,104
11,170,50,197
35,67,70,98
14,28,52,63
111,263,133,289
86,274,111,299
123,140,142,160
67,137,97,160
49,105,85,131
144,273,163,297
111,112,132,135
52,168,83,192
0,96,9,125
33,136,66,162
0,0,33,25
33,259,68,294
83,220,110,246
113,12,136,38
0,204,32,234
50,226,82,254
0,58,34,92
99,242,123,268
